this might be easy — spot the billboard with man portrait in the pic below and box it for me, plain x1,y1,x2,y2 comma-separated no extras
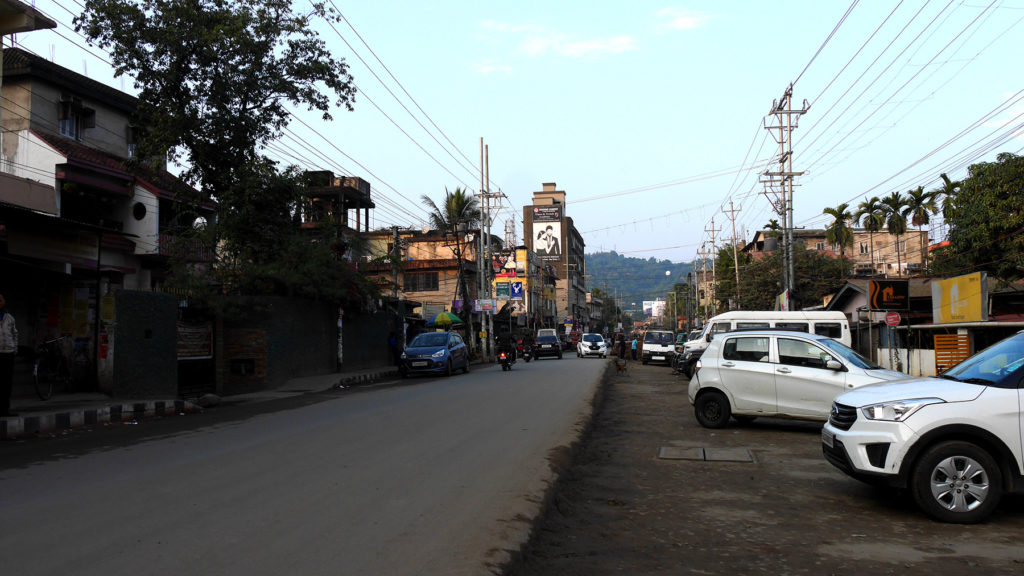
532,205,563,262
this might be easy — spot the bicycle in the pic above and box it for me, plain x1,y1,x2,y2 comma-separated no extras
33,336,70,400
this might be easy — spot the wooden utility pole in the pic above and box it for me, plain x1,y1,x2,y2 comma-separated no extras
723,200,742,309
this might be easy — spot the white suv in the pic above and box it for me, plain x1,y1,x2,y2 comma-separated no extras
823,331,1024,523
689,330,906,428
641,330,675,365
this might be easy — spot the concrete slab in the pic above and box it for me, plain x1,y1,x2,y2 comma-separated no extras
703,448,755,462
657,447,705,460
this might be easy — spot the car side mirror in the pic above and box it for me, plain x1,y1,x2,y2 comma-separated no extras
826,359,843,371
705,334,712,342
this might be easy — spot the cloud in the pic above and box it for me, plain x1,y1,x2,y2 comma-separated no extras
475,59,513,76
480,20,636,60
656,8,708,32
521,31,636,59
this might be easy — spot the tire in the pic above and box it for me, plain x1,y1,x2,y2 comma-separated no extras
33,360,53,401
694,390,731,429
642,359,648,365
446,359,453,377
683,364,694,378
911,441,1002,524
463,358,470,374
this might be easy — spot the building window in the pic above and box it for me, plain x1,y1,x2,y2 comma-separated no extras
59,100,81,140
896,240,906,254
859,242,869,255
404,272,439,292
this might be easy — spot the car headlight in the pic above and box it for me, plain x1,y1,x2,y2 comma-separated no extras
861,398,944,422
431,349,446,358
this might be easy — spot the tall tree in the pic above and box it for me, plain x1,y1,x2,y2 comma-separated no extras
902,185,936,271
421,188,480,326
823,203,855,280
855,197,885,277
931,153,1024,281
75,0,358,300
880,191,908,276
934,172,962,222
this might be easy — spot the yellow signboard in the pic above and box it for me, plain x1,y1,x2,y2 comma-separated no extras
931,272,987,324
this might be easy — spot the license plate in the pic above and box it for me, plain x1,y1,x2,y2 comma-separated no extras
412,361,428,368
653,356,664,361
822,429,834,448
543,344,552,348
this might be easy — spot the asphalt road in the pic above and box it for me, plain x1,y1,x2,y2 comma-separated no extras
0,355,606,576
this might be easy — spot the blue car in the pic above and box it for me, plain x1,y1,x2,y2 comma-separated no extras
400,332,471,377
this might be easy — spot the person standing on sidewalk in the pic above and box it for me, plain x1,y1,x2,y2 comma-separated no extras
0,293,18,416
631,335,638,361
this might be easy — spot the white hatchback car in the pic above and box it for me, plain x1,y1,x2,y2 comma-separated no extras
823,331,1024,524
689,330,907,428
576,333,608,358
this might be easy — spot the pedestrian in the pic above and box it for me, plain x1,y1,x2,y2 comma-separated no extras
387,331,401,366
616,334,627,360
631,335,638,361
0,293,18,417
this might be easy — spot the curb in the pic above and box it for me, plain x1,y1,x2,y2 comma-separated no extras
0,399,202,440
338,368,400,388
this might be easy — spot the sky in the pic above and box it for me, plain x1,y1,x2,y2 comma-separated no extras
8,0,1024,264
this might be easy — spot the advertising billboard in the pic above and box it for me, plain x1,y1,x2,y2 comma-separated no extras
869,280,909,310
932,272,988,324
531,205,562,261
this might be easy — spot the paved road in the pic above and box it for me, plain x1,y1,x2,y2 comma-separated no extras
0,356,606,576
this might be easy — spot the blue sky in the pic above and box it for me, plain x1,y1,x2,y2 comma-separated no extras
10,1,1024,264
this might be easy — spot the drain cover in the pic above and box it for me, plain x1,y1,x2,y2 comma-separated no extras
658,447,754,462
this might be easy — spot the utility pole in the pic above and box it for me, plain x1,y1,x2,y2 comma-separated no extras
723,200,742,310
391,226,406,349
477,139,503,361
704,220,721,317
762,84,808,309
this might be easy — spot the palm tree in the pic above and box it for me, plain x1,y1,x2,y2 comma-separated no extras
902,185,937,271
823,203,854,279
855,196,885,277
934,172,961,221
421,187,480,330
880,191,908,276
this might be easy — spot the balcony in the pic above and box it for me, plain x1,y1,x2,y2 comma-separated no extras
158,234,215,262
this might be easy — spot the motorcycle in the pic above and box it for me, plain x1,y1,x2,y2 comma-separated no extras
499,350,514,371
522,344,532,363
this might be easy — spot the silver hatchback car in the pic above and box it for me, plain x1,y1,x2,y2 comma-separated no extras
688,330,907,428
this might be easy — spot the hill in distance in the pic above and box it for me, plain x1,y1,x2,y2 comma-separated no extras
585,251,693,309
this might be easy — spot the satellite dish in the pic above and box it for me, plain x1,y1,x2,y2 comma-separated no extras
422,225,430,234
465,233,475,242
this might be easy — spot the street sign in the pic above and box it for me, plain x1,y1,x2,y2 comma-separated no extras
885,311,901,326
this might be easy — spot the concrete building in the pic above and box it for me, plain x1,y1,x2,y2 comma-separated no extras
523,182,586,333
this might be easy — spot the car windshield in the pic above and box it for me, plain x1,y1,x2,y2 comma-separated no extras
818,338,882,370
943,333,1024,387
537,335,559,343
410,333,448,348
644,332,673,344
583,334,603,343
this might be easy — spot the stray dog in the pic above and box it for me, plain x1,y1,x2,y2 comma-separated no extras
614,358,629,375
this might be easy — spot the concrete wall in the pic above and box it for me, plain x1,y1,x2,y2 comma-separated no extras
112,290,178,397
340,308,394,371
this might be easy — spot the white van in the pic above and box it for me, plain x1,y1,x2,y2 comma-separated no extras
678,311,850,377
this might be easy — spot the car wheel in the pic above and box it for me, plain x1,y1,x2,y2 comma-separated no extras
642,359,648,365
683,365,693,378
463,358,470,374
446,359,453,377
911,441,1002,524
694,390,731,429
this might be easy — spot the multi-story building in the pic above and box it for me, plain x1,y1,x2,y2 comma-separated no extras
744,228,931,277
491,246,544,334
523,182,586,333
1,46,209,391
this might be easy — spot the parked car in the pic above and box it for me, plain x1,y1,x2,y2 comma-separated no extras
641,330,675,365
688,330,907,428
400,331,470,377
533,335,563,359
823,331,1024,524
577,333,608,358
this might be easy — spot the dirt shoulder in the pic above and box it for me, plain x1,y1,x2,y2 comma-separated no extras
506,362,1024,575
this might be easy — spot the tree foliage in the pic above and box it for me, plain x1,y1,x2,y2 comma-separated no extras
715,244,848,311
75,0,373,309
931,153,1024,280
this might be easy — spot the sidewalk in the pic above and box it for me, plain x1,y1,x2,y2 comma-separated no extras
0,365,401,440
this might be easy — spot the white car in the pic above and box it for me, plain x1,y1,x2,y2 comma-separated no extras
641,330,675,365
576,333,607,358
689,330,907,428
823,331,1024,524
